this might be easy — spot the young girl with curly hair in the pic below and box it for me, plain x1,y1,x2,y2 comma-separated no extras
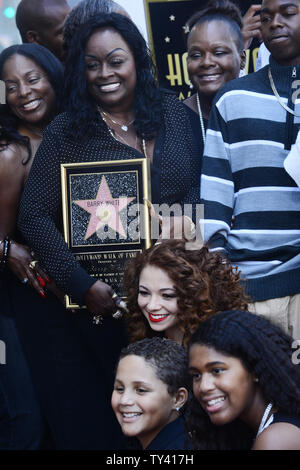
123,239,248,345
187,310,300,449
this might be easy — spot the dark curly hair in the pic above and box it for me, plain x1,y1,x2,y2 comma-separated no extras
123,239,248,345
0,43,64,164
63,12,163,142
117,337,190,396
185,0,244,52
63,0,128,52
186,310,300,449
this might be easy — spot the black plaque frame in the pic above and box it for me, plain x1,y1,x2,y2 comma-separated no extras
61,158,151,309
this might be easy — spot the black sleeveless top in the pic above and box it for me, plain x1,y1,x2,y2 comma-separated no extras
272,412,300,428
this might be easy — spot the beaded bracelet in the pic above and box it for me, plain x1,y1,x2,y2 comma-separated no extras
0,236,11,273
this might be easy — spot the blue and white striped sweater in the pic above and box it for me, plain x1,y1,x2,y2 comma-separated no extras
201,57,300,301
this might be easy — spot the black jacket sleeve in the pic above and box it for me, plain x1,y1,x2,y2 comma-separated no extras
18,124,95,304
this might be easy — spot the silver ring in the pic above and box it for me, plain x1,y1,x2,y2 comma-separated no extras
92,314,103,326
29,260,38,270
112,309,123,320
21,277,29,285
117,299,128,312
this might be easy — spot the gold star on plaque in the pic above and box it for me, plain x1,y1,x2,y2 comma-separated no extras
74,175,135,240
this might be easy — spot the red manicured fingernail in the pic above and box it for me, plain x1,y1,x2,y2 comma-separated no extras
39,290,46,299
37,276,46,288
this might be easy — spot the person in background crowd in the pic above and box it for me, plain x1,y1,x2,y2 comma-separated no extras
111,337,192,450
241,3,262,49
0,43,64,449
200,0,300,339
187,310,300,450
16,0,70,62
240,4,271,71
63,0,129,54
184,0,246,174
123,239,248,345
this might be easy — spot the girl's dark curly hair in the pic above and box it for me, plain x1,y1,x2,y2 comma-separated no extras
63,0,127,52
185,0,244,52
0,44,64,164
186,310,300,449
63,12,163,142
123,239,248,345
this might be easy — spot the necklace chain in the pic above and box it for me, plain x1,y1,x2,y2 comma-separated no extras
268,67,300,117
100,108,134,132
98,107,148,158
196,93,206,146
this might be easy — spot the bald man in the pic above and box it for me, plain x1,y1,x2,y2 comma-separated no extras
16,0,70,62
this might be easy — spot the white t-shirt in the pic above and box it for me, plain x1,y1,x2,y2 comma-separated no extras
256,42,270,71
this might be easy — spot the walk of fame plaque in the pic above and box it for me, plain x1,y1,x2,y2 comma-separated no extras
61,159,151,309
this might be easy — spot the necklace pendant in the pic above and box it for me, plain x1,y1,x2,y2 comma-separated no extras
121,125,128,132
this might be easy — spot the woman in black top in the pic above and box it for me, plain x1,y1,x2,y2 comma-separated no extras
187,310,300,450
17,13,199,449
0,43,63,449
19,13,200,313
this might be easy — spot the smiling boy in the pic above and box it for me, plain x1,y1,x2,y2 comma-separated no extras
200,0,300,339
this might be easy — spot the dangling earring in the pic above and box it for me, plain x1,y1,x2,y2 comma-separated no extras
254,377,259,383
189,83,193,89
176,406,181,412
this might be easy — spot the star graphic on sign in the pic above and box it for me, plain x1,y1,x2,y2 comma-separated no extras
165,36,171,43
73,175,135,240
182,24,190,34
169,15,175,21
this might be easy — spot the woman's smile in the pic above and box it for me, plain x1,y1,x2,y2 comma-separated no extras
201,395,227,414
97,82,121,93
147,312,170,323
198,73,222,81
20,98,42,112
